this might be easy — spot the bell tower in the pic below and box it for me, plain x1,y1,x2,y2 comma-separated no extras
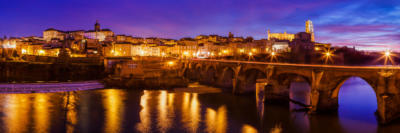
305,20,315,42
95,20,101,32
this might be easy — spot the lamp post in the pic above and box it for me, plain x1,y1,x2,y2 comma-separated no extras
270,51,276,62
322,48,334,64
384,50,392,66
248,52,253,61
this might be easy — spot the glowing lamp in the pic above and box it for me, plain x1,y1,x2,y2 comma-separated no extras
183,51,189,56
385,51,391,57
21,49,27,54
167,61,175,67
39,50,45,55
325,52,331,57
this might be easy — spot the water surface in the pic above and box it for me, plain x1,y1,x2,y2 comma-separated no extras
0,78,398,133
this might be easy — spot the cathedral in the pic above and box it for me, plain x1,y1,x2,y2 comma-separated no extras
267,20,315,42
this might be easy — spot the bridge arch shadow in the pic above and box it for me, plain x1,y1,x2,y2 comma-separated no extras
202,66,217,85
237,69,266,94
276,73,312,108
217,67,235,92
194,65,203,80
334,76,378,126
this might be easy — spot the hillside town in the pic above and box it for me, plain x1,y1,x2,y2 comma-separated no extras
0,20,386,65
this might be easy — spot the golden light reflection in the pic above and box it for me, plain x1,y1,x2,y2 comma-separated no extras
168,93,174,106
206,108,217,132
157,91,172,132
241,124,258,133
34,94,50,133
190,93,200,133
181,92,190,131
64,92,77,133
137,90,151,133
103,89,125,133
181,92,201,133
205,106,227,133
167,93,175,132
4,94,30,133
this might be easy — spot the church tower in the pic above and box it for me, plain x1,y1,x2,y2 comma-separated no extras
305,20,315,42
95,20,101,32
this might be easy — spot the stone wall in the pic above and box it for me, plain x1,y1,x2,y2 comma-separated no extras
0,62,105,82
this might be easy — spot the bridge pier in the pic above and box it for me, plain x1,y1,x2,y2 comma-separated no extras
375,73,400,124
312,90,338,112
256,79,289,104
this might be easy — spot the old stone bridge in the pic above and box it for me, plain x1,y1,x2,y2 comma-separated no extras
178,59,400,124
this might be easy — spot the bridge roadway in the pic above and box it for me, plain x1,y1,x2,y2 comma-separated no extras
179,59,400,124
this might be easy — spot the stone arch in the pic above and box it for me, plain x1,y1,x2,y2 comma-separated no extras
237,68,267,94
182,68,193,80
194,63,203,80
331,76,379,123
330,76,377,100
204,64,217,74
202,66,217,85
218,67,236,92
241,65,265,75
275,72,312,88
194,63,203,71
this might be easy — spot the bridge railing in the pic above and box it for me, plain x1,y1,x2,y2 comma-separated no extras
188,59,400,70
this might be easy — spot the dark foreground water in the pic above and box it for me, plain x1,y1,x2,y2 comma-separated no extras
0,77,399,133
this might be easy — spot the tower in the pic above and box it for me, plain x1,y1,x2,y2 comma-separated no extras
228,32,234,38
95,20,101,32
305,20,315,42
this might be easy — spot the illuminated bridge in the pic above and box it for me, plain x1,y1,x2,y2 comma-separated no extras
179,59,400,124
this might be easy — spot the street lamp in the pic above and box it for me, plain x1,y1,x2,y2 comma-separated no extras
248,52,253,61
239,49,244,53
385,51,391,57
382,50,395,66
269,51,278,62
322,48,334,64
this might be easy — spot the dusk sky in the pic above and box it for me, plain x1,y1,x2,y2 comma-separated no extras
1,0,399,51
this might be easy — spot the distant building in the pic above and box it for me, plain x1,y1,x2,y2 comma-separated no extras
267,30,295,41
272,42,290,52
43,21,114,42
84,21,114,41
267,20,315,42
305,20,315,42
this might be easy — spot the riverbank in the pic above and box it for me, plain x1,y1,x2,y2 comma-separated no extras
104,57,189,89
0,80,104,93
104,77,188,89
0,61,105,82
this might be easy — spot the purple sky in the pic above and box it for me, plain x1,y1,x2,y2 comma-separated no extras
1,0,399,51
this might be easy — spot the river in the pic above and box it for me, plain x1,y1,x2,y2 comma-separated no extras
0,77,399,133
